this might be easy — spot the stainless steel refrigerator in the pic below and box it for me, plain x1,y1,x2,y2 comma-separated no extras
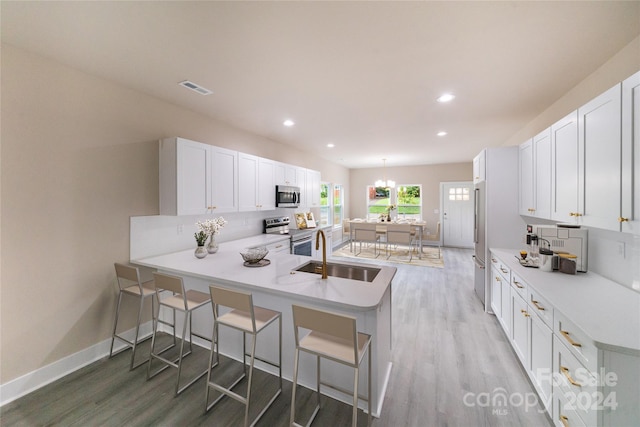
472,147,524,312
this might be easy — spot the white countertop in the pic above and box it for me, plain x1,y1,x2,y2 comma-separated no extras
132,234,396,311
492,248,640,355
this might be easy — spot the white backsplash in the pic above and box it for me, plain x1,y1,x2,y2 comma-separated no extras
130,209,301,260
587,227,640,292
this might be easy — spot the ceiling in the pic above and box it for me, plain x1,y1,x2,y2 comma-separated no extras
2,1,639,169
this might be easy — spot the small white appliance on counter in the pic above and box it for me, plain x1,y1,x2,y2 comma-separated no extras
528,224,588,272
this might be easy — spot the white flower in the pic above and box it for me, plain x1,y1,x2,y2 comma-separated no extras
196,216,227,236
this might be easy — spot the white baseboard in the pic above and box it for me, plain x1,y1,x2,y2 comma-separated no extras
0,322,153,407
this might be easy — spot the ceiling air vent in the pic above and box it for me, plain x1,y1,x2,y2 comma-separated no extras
178,80,213,96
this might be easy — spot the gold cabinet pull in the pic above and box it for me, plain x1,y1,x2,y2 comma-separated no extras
560,415,570,427
560,330,582,347
531,300,545,311
618,217,629,222
513,280,524,289
561,366,582,387
495,276,501,282
520,309,530,317
500,267,508,274
491,258,497,263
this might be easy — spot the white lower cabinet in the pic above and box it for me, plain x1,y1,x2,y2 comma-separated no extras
491,251,640,426
510,289,529,366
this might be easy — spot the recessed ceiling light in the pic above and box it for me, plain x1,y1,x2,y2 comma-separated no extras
437,131,448,137
327,143,335,148
437,93,455,103
283,119,295,127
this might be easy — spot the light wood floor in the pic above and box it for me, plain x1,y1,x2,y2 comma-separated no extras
0,247,552,426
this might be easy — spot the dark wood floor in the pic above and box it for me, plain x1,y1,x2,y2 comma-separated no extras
0,247,552,426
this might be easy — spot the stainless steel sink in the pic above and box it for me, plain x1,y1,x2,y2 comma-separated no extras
294,260,380,282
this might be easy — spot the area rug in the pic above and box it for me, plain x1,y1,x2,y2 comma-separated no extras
331,243,444,268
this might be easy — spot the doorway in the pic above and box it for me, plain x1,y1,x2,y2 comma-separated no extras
441,182,474,248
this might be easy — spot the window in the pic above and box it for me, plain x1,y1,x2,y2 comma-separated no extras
319,183,330,226
396,185,422,220
367,186,390,220
333,184,343,228
448,186,470,201
319,183,343,228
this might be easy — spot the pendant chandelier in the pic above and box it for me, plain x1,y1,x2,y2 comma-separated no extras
374,158,395,189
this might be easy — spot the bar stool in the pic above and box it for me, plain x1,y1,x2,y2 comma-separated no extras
205,285,282,427
110,263,156,370
290,304,372,427
147,272,212,396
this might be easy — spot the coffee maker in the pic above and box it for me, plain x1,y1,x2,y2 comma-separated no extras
527,224,588,272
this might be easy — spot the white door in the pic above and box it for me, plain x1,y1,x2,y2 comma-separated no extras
441,182,474,248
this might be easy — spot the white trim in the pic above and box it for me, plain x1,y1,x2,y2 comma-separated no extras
0,323,153,407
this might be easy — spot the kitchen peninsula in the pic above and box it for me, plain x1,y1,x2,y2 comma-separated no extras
132,235,396,416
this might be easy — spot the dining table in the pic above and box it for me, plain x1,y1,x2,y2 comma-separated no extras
348,219,428,259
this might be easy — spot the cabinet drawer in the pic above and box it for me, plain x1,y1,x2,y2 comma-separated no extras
553,336,597,426
554,387,587,427
511,271,528,299
528,287,554,328
490,253,511,282
554,311,598,373
266,240,290,254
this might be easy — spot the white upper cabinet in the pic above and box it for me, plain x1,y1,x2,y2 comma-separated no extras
473,150,486,183
551,112,579,223
159,137,237,216
210,146,239,213
519,130,551,218
533,128,552,219
578,84,622,231
274,162,297,186
258,157,276,210
305,169,321,208
238,153,276,212
519,139,534,216
621,70,640,234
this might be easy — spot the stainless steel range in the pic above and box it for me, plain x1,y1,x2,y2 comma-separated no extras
264,216,313,256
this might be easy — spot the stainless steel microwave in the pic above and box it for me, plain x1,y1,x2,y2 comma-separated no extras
275,185,300,208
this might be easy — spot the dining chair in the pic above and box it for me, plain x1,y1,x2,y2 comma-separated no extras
343,218,352,251
353,223,380,257
384,223,416,261
423,221,441,258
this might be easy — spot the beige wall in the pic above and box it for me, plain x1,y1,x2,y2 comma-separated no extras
349,163,472,228
0,44,348,384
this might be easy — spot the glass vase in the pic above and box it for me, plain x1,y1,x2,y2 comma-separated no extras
194,245,207,259
207,234,219,254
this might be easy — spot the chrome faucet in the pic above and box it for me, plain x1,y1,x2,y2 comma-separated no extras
316,229,328,279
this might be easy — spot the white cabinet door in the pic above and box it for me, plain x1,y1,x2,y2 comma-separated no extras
159,137,211,216
306,169,321,208
473,150,486,183
296,167,307,207
551,112,579,223
622,70,640,234
210,146,238,213
534,129,552,219
490,266,502,318
238,153,276,211
511,291,529,366
258,157,276,210
578,84,622,231
275,162,297,186
519,139,535,216
238,152,259,212
529,312,553,412
500,274,511,335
